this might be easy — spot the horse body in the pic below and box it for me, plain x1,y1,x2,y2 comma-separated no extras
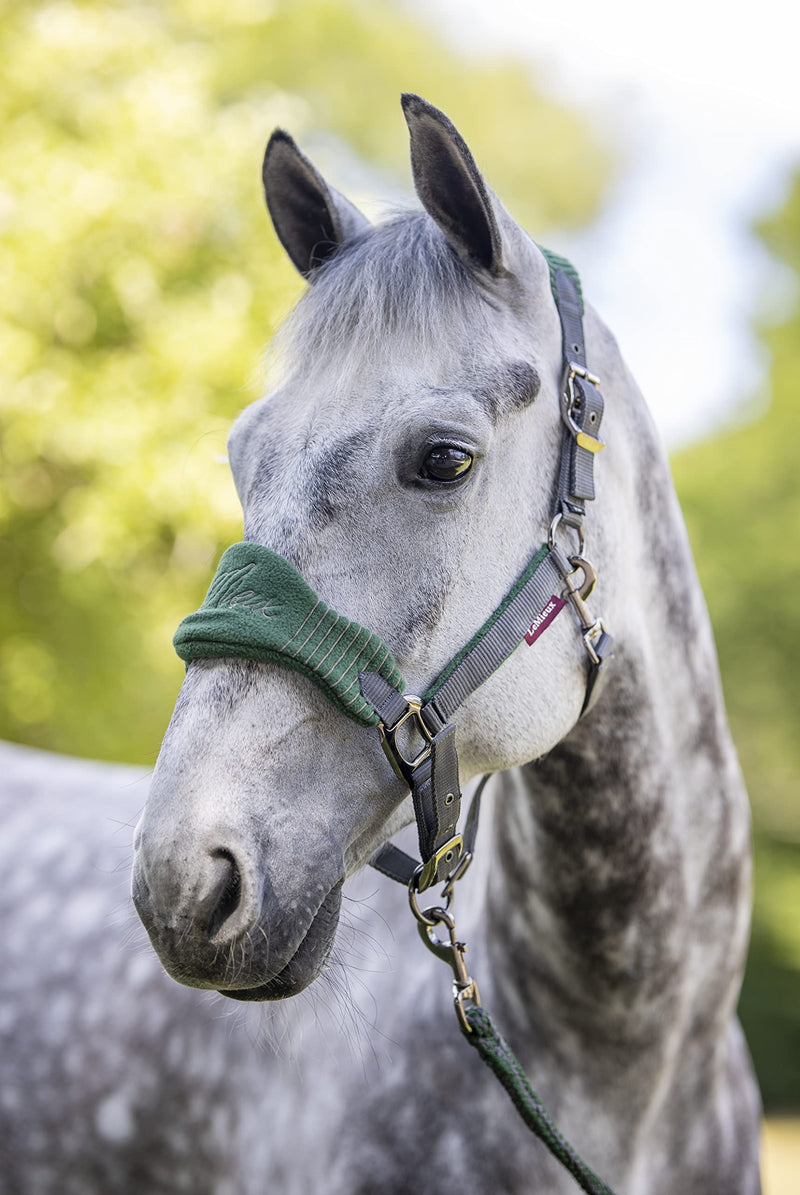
1,95,760,1192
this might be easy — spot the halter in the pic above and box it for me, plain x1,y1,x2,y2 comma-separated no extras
174,253,613,896
173,252,617,1195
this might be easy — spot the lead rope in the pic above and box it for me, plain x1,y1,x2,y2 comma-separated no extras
462,1007,615,1195
408,847,617,1195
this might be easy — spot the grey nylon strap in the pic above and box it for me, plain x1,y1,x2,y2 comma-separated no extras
370,773,491,887
360,544,572,888
580,627,613,715
556,424,584,522
370,841,418,886
358,671,407,727
554,269,586,367
462,773,489,856
556,377,605,517
424,548,569,727
571,379,604,501
411,724,461,869
358,669,465,885
552,269,605,522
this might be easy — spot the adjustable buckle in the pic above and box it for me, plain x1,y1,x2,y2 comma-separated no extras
583,618,607,666
562,361,605,454
416,835,464,893
377,695,434,784
441,847,474,900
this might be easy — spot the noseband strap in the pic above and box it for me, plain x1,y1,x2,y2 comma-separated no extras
173,542,404,727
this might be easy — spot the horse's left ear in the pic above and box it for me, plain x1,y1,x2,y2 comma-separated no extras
262,130,370,280
401,93,506,275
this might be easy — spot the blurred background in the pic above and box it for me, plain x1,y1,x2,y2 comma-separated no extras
1,0,798,1186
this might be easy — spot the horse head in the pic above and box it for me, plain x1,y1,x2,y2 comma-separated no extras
132,95,620,1001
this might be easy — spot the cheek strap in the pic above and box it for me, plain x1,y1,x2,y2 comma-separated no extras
173,541,404,727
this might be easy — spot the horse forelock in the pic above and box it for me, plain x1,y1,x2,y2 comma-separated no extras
272,209,518,388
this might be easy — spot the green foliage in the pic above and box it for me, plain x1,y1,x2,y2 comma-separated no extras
0,0,607,764
672,169,800,1109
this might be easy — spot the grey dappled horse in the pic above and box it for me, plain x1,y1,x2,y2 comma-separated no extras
1,96,761,1194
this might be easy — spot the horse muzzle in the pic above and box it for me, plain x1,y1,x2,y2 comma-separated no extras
131,825,343,999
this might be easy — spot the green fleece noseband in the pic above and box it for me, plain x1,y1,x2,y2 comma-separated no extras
173,542,404,726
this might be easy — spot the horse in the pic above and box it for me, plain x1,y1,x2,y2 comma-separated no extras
0,95,761,1194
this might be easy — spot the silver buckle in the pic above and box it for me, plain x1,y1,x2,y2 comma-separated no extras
377,695,434,783
583,619,607,666
562,361,604,454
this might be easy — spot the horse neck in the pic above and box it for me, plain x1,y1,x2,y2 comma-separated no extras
480,381,752,1087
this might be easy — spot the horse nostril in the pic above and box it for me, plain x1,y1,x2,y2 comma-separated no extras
203,849,243,940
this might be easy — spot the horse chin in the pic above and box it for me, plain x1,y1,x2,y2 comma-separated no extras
218,882,343,1002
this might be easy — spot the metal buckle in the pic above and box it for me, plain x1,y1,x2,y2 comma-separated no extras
566,360,601,387
416,835,464,894
441,848,473,901
413,905,482,1033
562,361,604,454
561,557,607,665
377,695,434,783
548,511,585,557
583,619,607,666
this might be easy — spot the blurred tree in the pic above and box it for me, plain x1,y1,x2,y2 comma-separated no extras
672,169,800,1109
0,0,608,764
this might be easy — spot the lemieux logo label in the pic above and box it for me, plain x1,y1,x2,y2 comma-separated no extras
524,595,565,646
209,563,282,618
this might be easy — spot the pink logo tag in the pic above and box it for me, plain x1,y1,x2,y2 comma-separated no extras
524,595,565,646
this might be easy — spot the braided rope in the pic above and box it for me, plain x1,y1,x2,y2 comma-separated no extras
463,1006,617,1195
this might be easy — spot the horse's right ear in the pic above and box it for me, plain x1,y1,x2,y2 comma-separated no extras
262,131,370,280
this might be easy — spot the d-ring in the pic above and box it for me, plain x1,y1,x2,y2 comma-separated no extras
408,865,452,926
548,512,585,557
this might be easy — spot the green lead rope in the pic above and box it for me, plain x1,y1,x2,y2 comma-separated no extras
462,1006,617,1195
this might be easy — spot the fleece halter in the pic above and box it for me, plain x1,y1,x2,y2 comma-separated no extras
174,252,612,895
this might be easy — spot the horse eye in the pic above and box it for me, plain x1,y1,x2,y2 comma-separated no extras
421,446,473,483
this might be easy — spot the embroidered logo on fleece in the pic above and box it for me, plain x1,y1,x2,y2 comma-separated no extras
208,563,282,618
524,595,565,646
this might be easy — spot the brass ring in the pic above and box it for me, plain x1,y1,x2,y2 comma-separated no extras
408,867,452,926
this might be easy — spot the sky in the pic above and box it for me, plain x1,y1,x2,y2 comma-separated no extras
408,0,800,447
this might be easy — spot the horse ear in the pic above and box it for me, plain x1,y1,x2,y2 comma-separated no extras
401,93,504,274
262,130,370,280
